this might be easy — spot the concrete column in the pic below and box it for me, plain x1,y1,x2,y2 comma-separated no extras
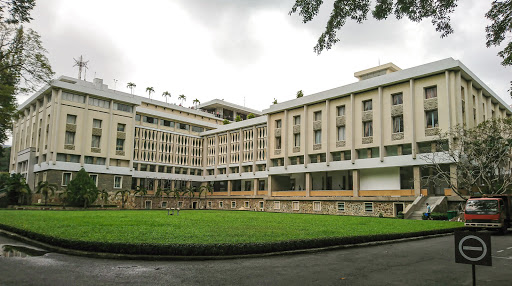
410,79,417,159
267,175,272,197
239,128,243,175
303,105,309,167
350,94,356,163
214,134,219,176
38,93,48,165
305,172,311,197
413,166,421,196
352,169,359,197
266,117,271,171
486,96,492,120
378,87,384,162
464,80,470,127
450,164,457,191
455,71,463,125
253,178,258,196
325,99,331,166
252,126,257,174
476,89,482,124
171,180,175,190
49,89,61,164
80,96,90,167
227,180,232,196
444,71,454,149
105,99,114,169
283,110,288,169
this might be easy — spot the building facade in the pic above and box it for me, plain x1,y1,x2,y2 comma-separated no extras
10,58,512,216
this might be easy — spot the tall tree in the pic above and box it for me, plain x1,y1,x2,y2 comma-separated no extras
127,82,136,94
0,0,54,151
146,87,154,99
193,98,200,108
66,168,98,208
178,94,186,105
1,173,31,205
296,90,304,98
115,189,131,209
422,118,512,197
199,183,213,209
98,189,108,208
162,91,171,103
35,180,58,206
289,0,512,95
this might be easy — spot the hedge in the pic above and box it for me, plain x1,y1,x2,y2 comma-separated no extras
0,223,463,257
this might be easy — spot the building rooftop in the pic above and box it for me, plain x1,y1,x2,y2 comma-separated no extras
197,99,263,116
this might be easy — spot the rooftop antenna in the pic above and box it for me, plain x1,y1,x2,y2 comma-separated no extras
73,55,89,80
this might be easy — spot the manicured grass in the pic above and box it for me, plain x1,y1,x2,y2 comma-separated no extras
0,210,463,244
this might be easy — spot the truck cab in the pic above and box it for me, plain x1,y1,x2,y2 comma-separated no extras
464,196,511,233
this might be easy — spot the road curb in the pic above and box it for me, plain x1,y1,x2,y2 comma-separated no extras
0,229,456,261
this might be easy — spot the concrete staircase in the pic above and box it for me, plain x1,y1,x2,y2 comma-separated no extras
404,196,447,220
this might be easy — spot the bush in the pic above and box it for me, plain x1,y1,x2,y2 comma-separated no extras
430,212,448,220
67,168,98,208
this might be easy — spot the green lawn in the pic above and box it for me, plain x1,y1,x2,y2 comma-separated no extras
0,210,463,244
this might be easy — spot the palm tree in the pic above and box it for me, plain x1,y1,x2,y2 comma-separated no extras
3,173,31,205
171,187,182,209
134,185,148,208
35,181,58,206
127,82,136,94
98,189,109,208
187,186,197,209
115,189,131,209
178,94,186,105
146,87,155,99
193,98,200,108
58,188,71,209
199,184,213,209
162,91,171,103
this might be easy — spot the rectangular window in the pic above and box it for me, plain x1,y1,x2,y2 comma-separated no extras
274,201,281,210
425,86,437,99
364,202,373,212
66,114,77,124
178,123,189,130
117,123,126,132
293,115,300,125
135,114,141,121
62,92,85,103
88,97,110,109
219,201,224,208
161,201,168,208
84,156,94,164
337,105,345,116
392,93,403,105
161,119,175,127
93,119,102,128
143,116,156,124
363,100,373,111
207,201,212,208
244,201,249,208
426,110,439,128
231,201,236,208
337,202,345,211
275,137,281,149
393,116,404,133
178,201,183,208
191,126,204,132
114,176,123,188
294,133,300,147
116,138,125,151
292,201,299,211
275,119,282,128
65,131,75,145
337,126,345,141
96,157,106,165
62,172,72,186
91,135,101,148
313,201,321,211
314,111,322,121
114,102,133,113
89,174,98,187
363,121,373,137
314,130,321,144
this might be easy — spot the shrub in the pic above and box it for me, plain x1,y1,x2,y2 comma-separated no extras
430,212,448,220
67,168,98,208
247,113,255,119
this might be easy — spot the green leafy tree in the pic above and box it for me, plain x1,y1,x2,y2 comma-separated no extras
146,87,154,99
127,82,136,94
162,91,171,103
199,183,213,209
235,115,242,122
296,90,304,98
115,189,131,209
2,173,31,205
171,187,182,208
0,0,54,151
290,0,512,96
134,185,148,208
423,118,512,197
35,180,58,206
247,113,255,119
272,98,277,104
66,168,98,208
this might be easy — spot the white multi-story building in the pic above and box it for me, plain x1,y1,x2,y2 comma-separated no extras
10,58,512,216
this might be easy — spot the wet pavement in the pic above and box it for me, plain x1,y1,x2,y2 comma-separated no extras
1,232,511,285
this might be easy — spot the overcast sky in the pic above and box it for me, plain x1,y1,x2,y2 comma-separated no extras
25,0,512,111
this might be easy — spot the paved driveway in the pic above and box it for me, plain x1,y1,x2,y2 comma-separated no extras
1,232,511,286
